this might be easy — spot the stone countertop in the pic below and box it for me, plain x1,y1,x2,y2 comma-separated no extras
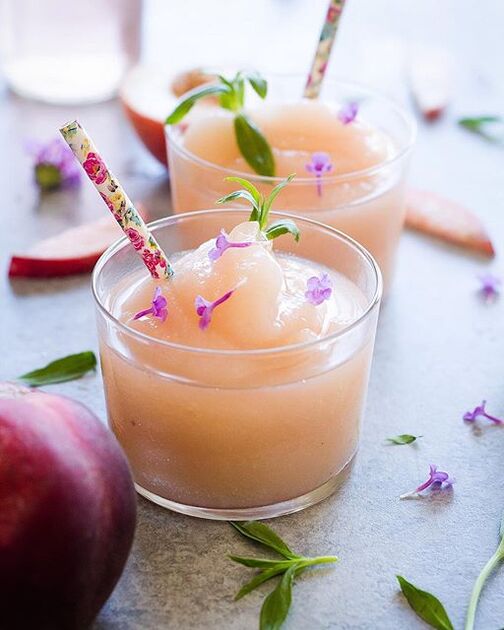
1,1,504,628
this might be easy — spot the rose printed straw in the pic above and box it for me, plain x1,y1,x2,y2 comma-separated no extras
304,0,347,99
59,120,173,279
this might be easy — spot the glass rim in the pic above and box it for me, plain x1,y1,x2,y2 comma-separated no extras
165,75,417,185
92,209,383,357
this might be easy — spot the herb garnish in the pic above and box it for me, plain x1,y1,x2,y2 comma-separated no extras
217,175,300,243
229,521,338,630
465,509,504,630
397,575,454,630
18,351,97,386
165,71,275,176
458,116,503,143
386,434,422,445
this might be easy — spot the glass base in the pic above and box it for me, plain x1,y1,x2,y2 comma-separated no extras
135,454,355,520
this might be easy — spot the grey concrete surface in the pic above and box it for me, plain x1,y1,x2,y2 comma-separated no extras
1,1,504,628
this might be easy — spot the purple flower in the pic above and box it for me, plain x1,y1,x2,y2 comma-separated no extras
463,400,503,425
305,273,333,306
208,229,253,261
133,287,168,322
338,101,359,125
26,138,81,191
400,464,454,500
305,152,333,197
478,273,501,301
195,288,235,330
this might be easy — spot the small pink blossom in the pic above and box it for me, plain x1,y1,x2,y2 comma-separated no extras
478,273,501,302
133,287,168,322
463,400,503,425
83,151,108,184
126,228,145,251
338,102,359,125
195,289,235,330
27,138,81,191
400,464,454,500
209,229,253,261
305,273,333,305
305,152,333,197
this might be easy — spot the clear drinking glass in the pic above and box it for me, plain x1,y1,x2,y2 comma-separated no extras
93,209,382,520
166,77,416,292
0,0,142,104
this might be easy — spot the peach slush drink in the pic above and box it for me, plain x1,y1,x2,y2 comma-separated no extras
166,73,415,291
93,178,382,519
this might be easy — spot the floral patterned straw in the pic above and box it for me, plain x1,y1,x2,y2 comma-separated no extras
304,0,347,99
59,120,173,279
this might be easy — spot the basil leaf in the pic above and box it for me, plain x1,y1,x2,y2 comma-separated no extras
260,564,296,630
165,84,230,124
18,351,97,387
265,219,300,243
225,177,263,207
261,174,296,221
245,72,268,99
230,522,297,559
386,434,421,445
229,555,293,569
235,566,288,601
397,575,454,630
234,113,275,177
216,190,261,221
458,116,503,142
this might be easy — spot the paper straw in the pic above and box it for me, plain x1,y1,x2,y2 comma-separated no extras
304,0,347,99
59,120,173,279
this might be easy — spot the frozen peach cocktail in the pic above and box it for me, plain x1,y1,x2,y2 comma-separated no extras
93,179,382,519
166,73,415,291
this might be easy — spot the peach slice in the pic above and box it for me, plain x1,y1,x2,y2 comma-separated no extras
406,188,495,257
120,65,217,165
9,205,149,278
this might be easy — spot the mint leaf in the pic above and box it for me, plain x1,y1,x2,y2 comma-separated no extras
245,71,268,99
386,434,421,445
234,113,275,177
397,576,454,630
261,174,296,224
18,351,97,387
165,84,230,124
225,177,264,207
259,565,296,630
235,566,288,601
265,219,300,243
229,556,293,569
458,116,503,142
230,522,296,559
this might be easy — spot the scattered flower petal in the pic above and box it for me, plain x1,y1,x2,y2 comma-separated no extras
305,273,333,305
133,287,168,322
338,102,359,125
400,464,454,500
478,273,501,301
208,229,253,261
27,138,81,191
463,400,503,425
305,152,333,197
195,288,235,330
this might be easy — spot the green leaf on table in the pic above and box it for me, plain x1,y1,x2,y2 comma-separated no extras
165,84,230,124
265,219,300,243
234,113,275,177
230,521,296,559
234,566,288,601
259,565,297,630
18,351,97,387
386,434,422,445
397,575,454,630
458,116,503,142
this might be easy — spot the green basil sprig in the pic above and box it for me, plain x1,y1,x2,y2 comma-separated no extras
386,434,422,445
18,351,97,386
217,175,299,243
458,116,503,143
397,575,454,630
166,71,275,177
229,521,337,630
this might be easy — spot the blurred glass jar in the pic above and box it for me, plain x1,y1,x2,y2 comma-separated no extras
0,0,142,104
